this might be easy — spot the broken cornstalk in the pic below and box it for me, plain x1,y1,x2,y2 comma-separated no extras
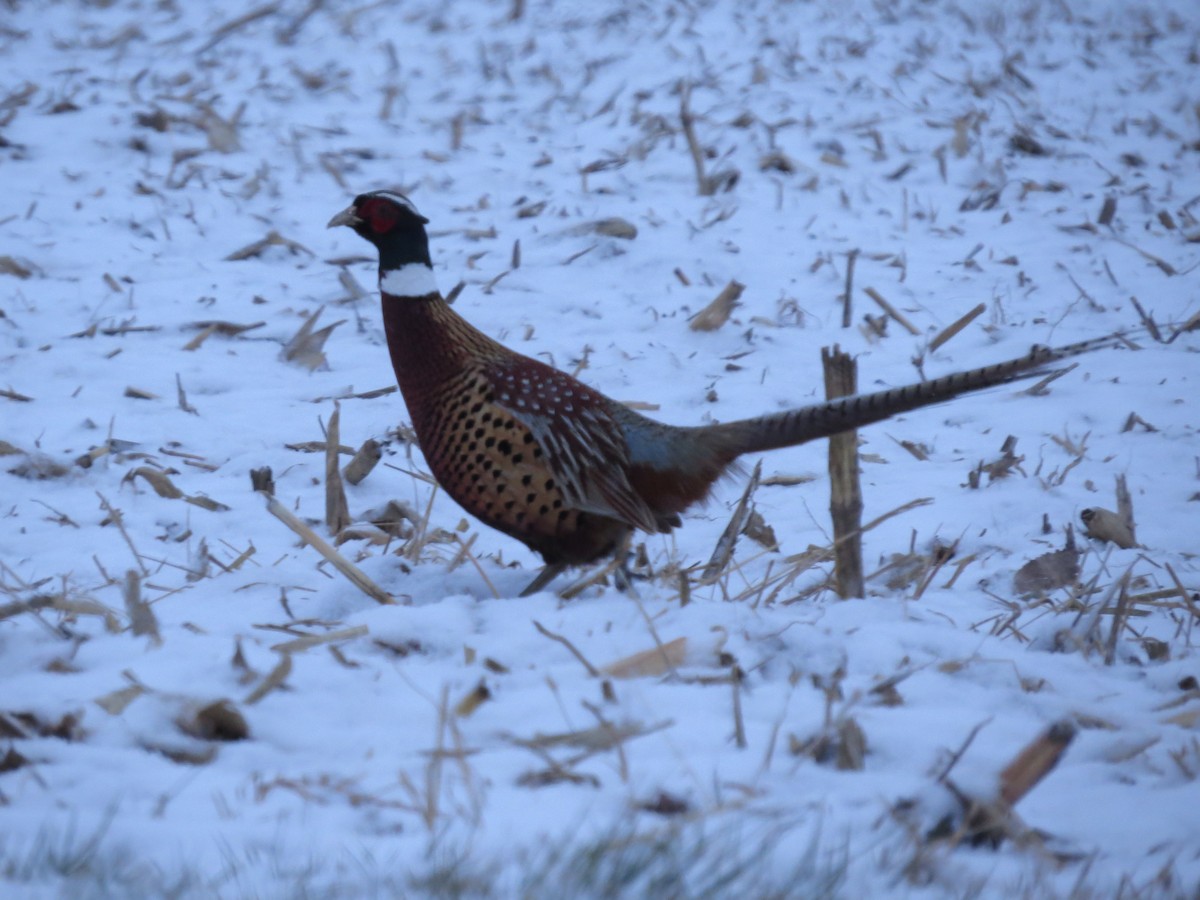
823,346,864,599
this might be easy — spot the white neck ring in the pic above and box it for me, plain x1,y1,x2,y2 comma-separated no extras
380,264,438,298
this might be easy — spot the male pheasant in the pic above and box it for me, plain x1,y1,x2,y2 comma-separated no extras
329,190,1122,595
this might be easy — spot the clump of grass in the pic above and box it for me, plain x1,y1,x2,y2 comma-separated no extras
0,813,845,899
0,811,199,898
511,817,845,900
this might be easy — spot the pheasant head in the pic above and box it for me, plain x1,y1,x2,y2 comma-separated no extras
328,190,437,295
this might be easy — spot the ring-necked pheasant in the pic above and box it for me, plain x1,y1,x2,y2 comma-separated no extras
329,190,1124,596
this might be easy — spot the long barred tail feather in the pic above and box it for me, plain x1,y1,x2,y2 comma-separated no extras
712,332,1135,457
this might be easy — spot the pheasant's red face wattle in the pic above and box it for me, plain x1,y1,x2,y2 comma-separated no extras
358,197,400,235
329,190,434,269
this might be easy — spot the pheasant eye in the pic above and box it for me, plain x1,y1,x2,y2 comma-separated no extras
362,199,399,233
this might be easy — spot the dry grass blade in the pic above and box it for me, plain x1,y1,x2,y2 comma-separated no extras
282,307,345,371
910,542,959,601
97,492,148,576
454,680,491,718
1167,308,1200,343
182,320,266,351
402,687,450,830
760,473,816,487
720,497,934,605
225,229,313,261
270,624,369,653
929,302,986,353
7,592,120,631
126,466,183,499
398,481,441,563
1128,296,1162,343
742,509,778,551
509,719,672,752
558,552,624,600
259,491,396,605
140,741,216,766
335,268,370,303
335,525,390,546
175,373,198,414
532,620,599,676
925,715,1075,850
590,217,637,240
890,435,929,461
446,534,500,600
124,466,230,512
601,637,687,679
0,595,52,621
244,652,293,705
1163,563,1200,625
701,460,761,583
689,280,744,332
1098,195,1117,227
1104,569,1135,666
285,440,356,454
840,249,859,328
0,255,37,279
312,385,399,403
1115,473,1136,540
94,683,147,716
731,664,747,749
680,81,709,195
516,200,546,219
198,99,244,150
789,707,867,771
792,717,868,771
619,400,660,411
325,403,350,535
1060,556,1126,657
198,2,282,54
1022,363,1075,397
514,754,594,788
864,286,920,335
679,81,736,196
1110,233,1177,276
188,495,230,512
74,440,127,471
123,569,161,644
967,435,1024,488
998,720,1077,806
69,320,160,339
1162,707,1200,728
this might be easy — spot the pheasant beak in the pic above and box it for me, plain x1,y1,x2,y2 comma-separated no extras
326,205,361,229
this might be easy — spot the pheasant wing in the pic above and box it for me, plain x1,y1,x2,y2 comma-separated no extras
487,362,661,534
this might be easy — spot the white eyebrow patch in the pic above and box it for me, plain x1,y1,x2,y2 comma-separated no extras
380,263,438,298
371,191,423,218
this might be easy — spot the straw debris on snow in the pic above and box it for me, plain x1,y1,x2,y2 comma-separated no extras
0,0,1198,895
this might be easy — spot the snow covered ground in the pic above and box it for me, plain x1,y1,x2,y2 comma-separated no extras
2,0,1198,895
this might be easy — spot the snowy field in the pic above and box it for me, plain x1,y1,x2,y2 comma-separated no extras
2,0,1199,896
